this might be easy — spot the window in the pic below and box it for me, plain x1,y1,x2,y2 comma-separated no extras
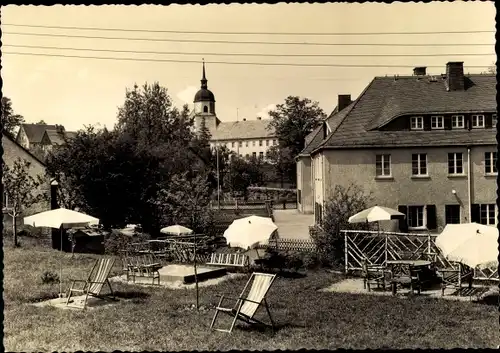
266,140,270,146
203,106,208,113
445,205,461,224
493,114,497,128
410,116,424,130
245,154,249,158
412,153,427,176
238,141,242,147
252,152,257,158
273,139,277,145
375,154,391,177
472,114,485,128
451,115,464,129
245,141,249,147
252,141,256,147
448,153,463,175
231,142,235,148
2,191,10,209
259,140,263,147
485,152,498,174
431,116,444,129
475,204,496,225
408,206,425,228
259,152,264,159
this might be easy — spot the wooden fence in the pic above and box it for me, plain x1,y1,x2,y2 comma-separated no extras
342,230,498,281
257,237,317,253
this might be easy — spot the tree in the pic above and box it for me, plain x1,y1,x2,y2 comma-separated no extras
310,184,372,267
3,158,47,246
488,62,496,74
36,120,47,125
223,155,265,200
1,97,25,138
267,96,326,183
266,145,296,186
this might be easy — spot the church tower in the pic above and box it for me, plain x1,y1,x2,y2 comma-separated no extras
193,60,219,134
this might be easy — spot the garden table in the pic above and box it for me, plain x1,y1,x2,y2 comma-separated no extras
386,260,431,276
387,260,433,294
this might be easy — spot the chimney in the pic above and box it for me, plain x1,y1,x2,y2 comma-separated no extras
446,62,465,91
338,94,352,112
413,66,427,76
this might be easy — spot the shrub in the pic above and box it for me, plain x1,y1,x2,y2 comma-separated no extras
310,184,373,267
40,270,60,285
104,229,151,255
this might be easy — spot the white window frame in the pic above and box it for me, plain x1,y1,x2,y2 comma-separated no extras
411,153,428,176
2,191,11,210
266,140,270,146
451,115,464,129
485,152,498,175
472,114,485,128
479,204,497,226
252,152,257,158
375,154,392,177
408,205,426,229
493,113,497,128
259,152,264,159
252,141,256,147
431,116,444,130
259,140,263,147
448,152,464,175
245,141,249,147
410,116,424,130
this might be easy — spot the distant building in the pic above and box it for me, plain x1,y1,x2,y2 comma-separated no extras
191,62,278,160
16,123,76,159
297,62,496,232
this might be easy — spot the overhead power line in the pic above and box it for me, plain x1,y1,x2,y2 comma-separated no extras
4,51,492,69
2,23,495,36
5,44,495,58
4,31,494,47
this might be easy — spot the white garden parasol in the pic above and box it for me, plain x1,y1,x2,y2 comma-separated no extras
160,224,193,236
348,206,406,224
24,207,100,296
435,223,498,269
223,215,278,250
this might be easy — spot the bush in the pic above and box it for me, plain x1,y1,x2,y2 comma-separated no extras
257,249,307,273
40,270,60,285
310,184,372,267
104,229,151,255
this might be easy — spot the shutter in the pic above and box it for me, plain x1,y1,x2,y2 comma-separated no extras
485,114,493,128
398,205,408,232
471,204,480,223
423,117,431,131
444,116,452,130
426,205,437,230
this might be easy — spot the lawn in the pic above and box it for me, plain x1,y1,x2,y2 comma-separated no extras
3,241,499,351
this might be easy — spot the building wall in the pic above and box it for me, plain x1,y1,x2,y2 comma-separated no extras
15,127,30,149
297,156,314,214
211,137,278,158
319,145,497,231
2,135,50,232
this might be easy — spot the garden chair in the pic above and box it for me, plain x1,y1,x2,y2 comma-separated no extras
437,262,473,296
66,257,116,309
390,264,422,295
210,272,277,333
361,260,390,292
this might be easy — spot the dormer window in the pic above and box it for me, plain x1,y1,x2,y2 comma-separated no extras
431,116,444,130
410,116,424,130
451,115,464,129
472,114,485,128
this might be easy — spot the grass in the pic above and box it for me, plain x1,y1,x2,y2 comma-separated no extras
3,239,499,351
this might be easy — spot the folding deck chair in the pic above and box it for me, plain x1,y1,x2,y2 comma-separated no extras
210,272,277,333
66,257,116,309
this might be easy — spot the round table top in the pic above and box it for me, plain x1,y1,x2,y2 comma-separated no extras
386,259,431,266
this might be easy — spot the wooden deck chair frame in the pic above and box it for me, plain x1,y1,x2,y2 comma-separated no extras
66,258,116,309
210,272,277,333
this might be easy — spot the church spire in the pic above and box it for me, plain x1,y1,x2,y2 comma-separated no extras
201,59,208,89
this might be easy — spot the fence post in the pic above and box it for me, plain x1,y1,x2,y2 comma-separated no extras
384,232,388,265
427,232,431,259
344,231,348,275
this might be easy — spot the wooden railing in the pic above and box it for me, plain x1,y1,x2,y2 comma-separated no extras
342,230,498,281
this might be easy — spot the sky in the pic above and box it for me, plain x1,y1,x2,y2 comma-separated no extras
2,2,496,132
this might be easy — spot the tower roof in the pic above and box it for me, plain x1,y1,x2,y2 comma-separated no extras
194,60,216,103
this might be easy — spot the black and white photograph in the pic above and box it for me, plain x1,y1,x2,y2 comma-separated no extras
1,1,498,350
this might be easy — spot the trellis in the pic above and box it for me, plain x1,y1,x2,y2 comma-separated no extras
256,238,317,252
343,230,498,281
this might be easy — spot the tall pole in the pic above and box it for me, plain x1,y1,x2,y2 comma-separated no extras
216,142,220,209
193,230,199,310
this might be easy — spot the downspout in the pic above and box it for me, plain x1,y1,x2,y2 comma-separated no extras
467,146,472,222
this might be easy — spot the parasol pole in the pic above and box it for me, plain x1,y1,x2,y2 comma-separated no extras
193,231,199,310
60,226,63,297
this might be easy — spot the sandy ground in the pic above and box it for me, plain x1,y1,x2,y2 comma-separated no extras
321,277,499,302
31,294,119,310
